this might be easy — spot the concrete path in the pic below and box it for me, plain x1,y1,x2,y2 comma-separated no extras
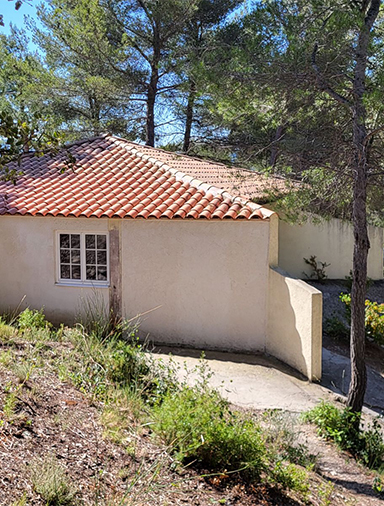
152,346,384,415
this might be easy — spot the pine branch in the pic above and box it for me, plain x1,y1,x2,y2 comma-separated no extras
311,43,352,108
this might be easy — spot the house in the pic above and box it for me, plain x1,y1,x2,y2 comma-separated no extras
134,143,384,281
0,134,324,380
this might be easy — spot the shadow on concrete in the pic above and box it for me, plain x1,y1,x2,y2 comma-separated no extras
321,348,384,416
152,344,384,415
152,345,307,381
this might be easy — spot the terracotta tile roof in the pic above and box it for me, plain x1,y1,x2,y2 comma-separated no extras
131,142,290,202
0,135,275,221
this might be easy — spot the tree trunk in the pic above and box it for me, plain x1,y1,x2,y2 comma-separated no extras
183,80,196,153
269,124,284,167
146,24,161,147
348,130,369,413
146,68,158,147
346,0,380,414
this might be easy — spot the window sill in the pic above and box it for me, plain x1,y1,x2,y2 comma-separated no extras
55,281,110,288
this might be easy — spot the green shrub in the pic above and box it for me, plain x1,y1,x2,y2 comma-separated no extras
303,401,384,469
270,461,309,494
340,293,384,345
324,316,349,342
152,385,267,480
18,308,51,331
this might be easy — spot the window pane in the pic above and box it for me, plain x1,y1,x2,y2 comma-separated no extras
97,235,106,249
71,249,81,264
60,234,70,248
60,264,70,279
71,234,80,248
86,266,96,280
85,235,95,249
60,249,70,263
97,267,107,281
97,251,107,265
71,265,81,279
86,250,96,265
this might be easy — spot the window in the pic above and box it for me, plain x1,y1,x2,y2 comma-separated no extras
58,233,109,286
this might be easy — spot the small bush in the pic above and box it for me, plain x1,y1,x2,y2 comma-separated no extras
152,385,267,480
303,255,330,281
30,455,77,505
270,461,309,494
324,316,349,342
304,401,384,469
340,293,384,345
18,308,51,331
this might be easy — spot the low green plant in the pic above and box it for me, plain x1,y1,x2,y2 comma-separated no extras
304,401,384,469
152,385,267,480
373,475,384,496
0,317,17,340
10,494,28,506
30,455,77,505
324,316,349,342
317,481,335,506
270,461,309,494
18,308,52,331
341,293,384,345
3,391,18,418
303,255,330,281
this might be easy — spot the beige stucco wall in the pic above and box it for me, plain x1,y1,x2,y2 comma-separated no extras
267,267,322,381
121,220,271,352
0,215,109,324
0,213,324,380
279,218,384,280
0,215,272,354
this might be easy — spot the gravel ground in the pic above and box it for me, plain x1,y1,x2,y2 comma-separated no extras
308,279,384,324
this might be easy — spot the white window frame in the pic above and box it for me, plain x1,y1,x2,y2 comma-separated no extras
56,231,110,287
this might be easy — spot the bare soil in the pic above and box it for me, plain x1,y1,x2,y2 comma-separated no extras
1,337,383,505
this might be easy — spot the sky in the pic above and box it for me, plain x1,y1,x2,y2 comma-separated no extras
0,0,41,45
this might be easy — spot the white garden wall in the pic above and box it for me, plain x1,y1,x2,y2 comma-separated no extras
279,217,384,280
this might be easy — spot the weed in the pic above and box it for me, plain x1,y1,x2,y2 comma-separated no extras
317,481,335,506
101,387,145,445
3,391,18,418
324,316,349,342
10,493,28,506
18,308,51,331
270,461,309,494
303,401,384,469
373,475,384,496
0,318,17,341
303,255,330,281
0,349,13,367
30,455,77,505
12,361,35,383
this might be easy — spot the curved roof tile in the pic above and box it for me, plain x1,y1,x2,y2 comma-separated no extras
0,135,275,221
